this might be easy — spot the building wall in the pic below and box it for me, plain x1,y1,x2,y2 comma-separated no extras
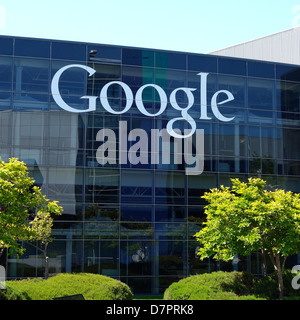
210,27,300,65
1,36,300,294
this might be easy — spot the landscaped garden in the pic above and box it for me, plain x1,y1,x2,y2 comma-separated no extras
1,270,300,300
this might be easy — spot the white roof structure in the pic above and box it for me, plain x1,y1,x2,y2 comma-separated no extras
209,27,300,65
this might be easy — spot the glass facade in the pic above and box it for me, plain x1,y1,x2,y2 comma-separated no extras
2,36,300,294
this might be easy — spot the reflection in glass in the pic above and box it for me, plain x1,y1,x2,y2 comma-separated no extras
14,58,49,93
121,170,152,204
120,241,153,276
158,241,187,275
155,171,185,205
85,168,119,203
0,56,12,91
248,78,274,110
84,241,119,276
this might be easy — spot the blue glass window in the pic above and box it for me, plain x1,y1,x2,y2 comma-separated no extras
218,75,246,108
188,173,216,205
276,64,300,82
219,124,247,157
121,170,153,204
85,168,119,203
14,58,49,93
155,206,186,222
15,39,50,58
0,37,13,55
87,45,121,62
156,51,186,70
0,56,12,91
122,48,154,67
276,81,300,113
155,171,185,205
0,92,11,109
248,109,275,125
13,93,49,110
121,205,153,222
52,42,87,61
218,58,246,76
248,78,274,110
51,61,88,96
248,61,274,79
188,54,217,73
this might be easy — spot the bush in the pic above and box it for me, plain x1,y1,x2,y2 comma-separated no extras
8,273,133,300
164,271,264,300
0,284,30,300
163,271,261,300
252,270,300,300
164,270,300,300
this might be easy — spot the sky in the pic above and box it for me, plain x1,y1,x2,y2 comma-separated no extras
0,0,300,54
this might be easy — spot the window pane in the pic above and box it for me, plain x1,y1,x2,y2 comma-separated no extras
122,48,154,67
155,206,186,222
218,75,246,108
248,61,274,79
48,112,85,148
158,241,187,275
121,170,153,204
15,39,50,58
14,58,49,93
84,241,119,275
52,42,86,61
121,205,153,222
48,168,83,203
248,78,274,110
155,51,186,70
188,173,216,205
276,81,300,113
12,111,46,147
0,56,12,91
85,204,119,222
120,241,153,276
218,58,246,76
188,54,217,72
51,61,88,96
276,64,300,82
87,45,121,63
0,37,13,55
219,124,247,157
155,171,185,205
85,168,119,203
13,93,49,110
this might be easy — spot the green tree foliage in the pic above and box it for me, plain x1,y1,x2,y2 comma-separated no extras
194,178,300,299
0,158,62,258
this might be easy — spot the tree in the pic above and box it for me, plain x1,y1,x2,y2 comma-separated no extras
0,158,62,260
194,178,300,299
27,211,57,279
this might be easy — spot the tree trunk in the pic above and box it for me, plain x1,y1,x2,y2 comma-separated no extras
45,255,49,279
270,252,286,299
275,253,284,299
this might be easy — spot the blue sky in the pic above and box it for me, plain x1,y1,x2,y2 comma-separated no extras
1,0,300,53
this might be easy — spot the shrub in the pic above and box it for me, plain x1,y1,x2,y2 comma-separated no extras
163,271,263,300
252,270,300,299
0,284,30,300
8,273,133,300
164,270,300,300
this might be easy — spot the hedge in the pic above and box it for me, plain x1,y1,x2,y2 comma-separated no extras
7,273,133,300
163,271,300,300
